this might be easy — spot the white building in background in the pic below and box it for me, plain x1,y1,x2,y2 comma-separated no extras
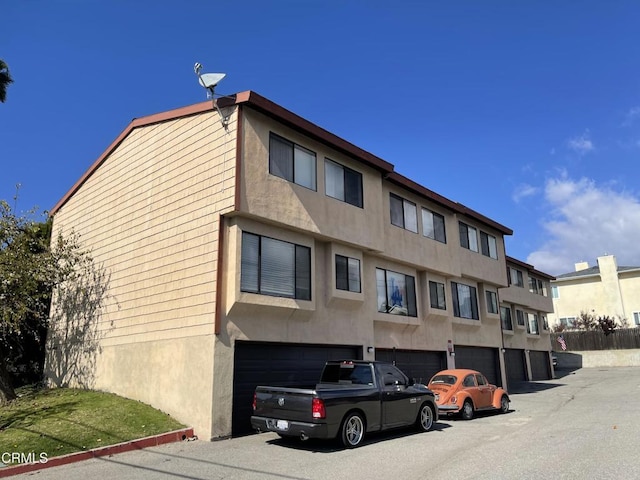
551,254,640,328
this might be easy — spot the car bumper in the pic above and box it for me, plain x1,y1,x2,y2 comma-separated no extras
437,404,461,413
251,416,332,439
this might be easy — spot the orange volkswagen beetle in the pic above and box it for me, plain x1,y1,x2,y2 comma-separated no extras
427,369,510,420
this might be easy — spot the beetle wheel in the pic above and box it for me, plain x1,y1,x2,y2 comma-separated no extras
461,400,474,420
500,395,509,414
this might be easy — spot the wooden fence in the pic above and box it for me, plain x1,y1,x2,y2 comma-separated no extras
551,328,640,351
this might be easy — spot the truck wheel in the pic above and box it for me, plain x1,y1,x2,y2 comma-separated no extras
461,400,474,420
416,403,435,432
340,412,365,448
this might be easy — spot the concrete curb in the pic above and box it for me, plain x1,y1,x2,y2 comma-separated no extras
0,427,194,478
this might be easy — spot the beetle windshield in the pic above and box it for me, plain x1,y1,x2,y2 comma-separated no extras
430,374,457,385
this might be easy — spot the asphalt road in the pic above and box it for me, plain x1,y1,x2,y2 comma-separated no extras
10,367,640,480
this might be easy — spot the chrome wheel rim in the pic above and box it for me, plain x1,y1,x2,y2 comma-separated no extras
346,416,364,445
501,397,509,412
421,406,433,430
463,402,473,417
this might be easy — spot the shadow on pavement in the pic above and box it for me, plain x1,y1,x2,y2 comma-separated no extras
265,421,451,452
508,381,565,394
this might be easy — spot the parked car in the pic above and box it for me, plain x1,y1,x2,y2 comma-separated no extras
427,369,509,420
251,360,438,448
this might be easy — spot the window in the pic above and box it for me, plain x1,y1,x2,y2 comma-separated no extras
634,312,640,326
508,267,524,287
529,277,547,295
269,133,317,190
516,309,525,326
475,374,487,386
560,317,576,328
451,282,479,320
500,306,513,330
320,364,373,385
241,232,311,300
325,159,363,207
542,316,549,330
552,285,559,299
380,364,409,387
422,209,446,243
480,232,498,259
486,291,498,314
459,222,478,252
390,193,418,233
335,255,361,293
463,375,476,387
429,281,446,310
376,268,417,317
527,313,539,335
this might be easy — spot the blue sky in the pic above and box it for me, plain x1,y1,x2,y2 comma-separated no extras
3,1,640,276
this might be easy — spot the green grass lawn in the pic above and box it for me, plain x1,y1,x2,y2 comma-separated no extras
0,386,185,465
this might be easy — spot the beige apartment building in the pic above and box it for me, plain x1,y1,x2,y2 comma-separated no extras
499,257,555,384
551,254,640,329
46,91,553,440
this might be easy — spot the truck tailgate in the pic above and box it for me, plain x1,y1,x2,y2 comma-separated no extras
254,386,316,422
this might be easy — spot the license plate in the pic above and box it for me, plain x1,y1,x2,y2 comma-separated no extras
276,420,289,431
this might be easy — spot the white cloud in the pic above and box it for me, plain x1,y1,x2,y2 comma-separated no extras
526,176,640,275
623,106,640,126
566,131,594,155
512,183,539,203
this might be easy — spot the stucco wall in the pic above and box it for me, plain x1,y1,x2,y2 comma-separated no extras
556,349,640,368
47,108,238,439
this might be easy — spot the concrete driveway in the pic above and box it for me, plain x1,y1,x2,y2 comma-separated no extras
10,367,640,480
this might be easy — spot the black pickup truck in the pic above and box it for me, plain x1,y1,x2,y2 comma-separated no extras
251,360,438,448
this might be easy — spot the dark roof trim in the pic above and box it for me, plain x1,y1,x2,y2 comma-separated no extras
235,91,394,173
387,172,512,235
505,255,555,280
49,90,512,236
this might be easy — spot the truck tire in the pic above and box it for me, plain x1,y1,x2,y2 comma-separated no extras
340,412,365,448
416,403,435,432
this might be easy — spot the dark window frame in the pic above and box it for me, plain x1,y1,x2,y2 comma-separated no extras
240,231,312,300
324,158,363,208
269,133,317,190
480,231,498,259
335,254,362,293
376,268,418,317
459,222,479,252
486,290,498,314
500,306,513,330
429,280,446,310
451,281,479,320
390,193,418,233
422,208,447,243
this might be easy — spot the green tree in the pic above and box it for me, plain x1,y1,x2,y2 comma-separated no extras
0,59,13,103
0,197,98,403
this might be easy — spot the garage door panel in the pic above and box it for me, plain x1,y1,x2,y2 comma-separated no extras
530,350,551,381
454,346,500,386
232,341,361,436
375,349,446,384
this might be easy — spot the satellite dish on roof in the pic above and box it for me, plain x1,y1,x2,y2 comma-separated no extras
194,62,229,129
198,72,226,89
